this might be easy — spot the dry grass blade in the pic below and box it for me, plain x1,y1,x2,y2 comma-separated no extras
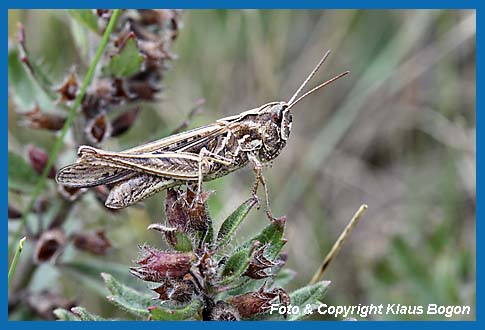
309,204,368,285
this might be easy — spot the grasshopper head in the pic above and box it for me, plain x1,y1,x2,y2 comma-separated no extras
263,102,292,141
256,102,291,163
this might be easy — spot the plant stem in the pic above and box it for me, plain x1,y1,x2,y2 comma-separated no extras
8,9,122,258
8,237,27,287
309,204,368,285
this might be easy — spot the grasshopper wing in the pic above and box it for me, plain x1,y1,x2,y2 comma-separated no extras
56,162,136,188
76,146,202,179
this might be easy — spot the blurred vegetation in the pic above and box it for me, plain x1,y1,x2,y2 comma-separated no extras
8,10,475,320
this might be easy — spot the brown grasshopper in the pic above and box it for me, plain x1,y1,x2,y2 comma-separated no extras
56,51,349,219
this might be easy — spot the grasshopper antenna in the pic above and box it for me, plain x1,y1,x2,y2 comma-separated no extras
287,70,350,111
287,50,331,106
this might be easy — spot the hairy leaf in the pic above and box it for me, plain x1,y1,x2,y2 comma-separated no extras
70,307,105,321
68,10,99,34
218,245,256,286
53,308,81,321
102,273,153,318
216,197,257,249
149,300,202,321
288,280,331,321
250,217,287,259
8,49,51,109
105,37,143,77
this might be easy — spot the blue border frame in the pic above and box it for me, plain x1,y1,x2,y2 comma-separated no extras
4,1,479,329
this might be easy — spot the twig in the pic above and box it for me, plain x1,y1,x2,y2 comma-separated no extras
8,10,122,258
309,204,368,284
8,237,27,287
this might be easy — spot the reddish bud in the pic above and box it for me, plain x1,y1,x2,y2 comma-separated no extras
71,229,112,255
21,106,66,132
57,72,78,102
130,247,193,282
229,286,290,318
28,145,56,179
34,228,66,263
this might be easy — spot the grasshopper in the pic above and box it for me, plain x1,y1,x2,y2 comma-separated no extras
56,51,349,219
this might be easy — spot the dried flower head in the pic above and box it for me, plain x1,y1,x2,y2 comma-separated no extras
110,107,141,137
20,106,66,132
152,276,196,305
71,229,112,255
57,72,78,102
85,112,112,144
244,244,280,279
34,228,66,263
207,301,240,321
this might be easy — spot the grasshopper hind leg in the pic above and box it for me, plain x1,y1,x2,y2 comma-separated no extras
105,174,179,209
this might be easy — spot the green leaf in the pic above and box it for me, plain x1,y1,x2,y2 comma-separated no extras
149,300,202,321
102,272,153,318
68,10,99,34
172,232,193,252
288,281,331,321
8,49,51,109
8,151,39,190
204,220,214,246
105,37,143,78
249,217,287,259
70,307,105,321
54,308,81,321
216,198,257,249
221,248,250,278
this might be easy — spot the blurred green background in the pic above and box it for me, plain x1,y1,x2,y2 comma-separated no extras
8,10,476,320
